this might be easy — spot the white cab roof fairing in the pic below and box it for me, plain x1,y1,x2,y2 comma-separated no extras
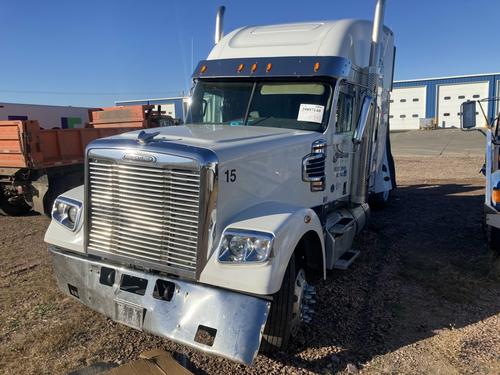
208,19,394,70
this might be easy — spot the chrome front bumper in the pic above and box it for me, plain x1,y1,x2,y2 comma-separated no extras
49,247,270,365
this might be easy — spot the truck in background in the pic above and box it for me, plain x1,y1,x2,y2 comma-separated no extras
0,102,92,129
46,0,396,365
0,105,173,216
115,96,189,124
461,98,500,254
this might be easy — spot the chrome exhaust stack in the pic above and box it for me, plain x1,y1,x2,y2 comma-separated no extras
351,0,387,205
369,0,386,72
214,6,226,44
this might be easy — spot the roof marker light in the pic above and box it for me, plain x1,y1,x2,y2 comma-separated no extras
251,63,258,73
200,65,207,74
314,62,320,72
237,63,245,73
266,63,272,73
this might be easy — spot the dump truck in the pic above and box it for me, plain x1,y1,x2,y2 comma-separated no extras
46,0,396,365
0,105,172,215
461,98,500,253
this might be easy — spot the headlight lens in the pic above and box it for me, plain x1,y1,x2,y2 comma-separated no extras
218,229,274,263
51,197,82,231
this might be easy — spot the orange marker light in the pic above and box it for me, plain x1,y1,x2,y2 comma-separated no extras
237,63,245,73
251,63,258,73
314,62,320,72
200,65,207,74
266,63,272,72
493,188,500,203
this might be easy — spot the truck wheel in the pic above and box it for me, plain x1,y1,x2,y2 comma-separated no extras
0,194,32,216
261,255,316,353
369,189,391,209
487,225,500,255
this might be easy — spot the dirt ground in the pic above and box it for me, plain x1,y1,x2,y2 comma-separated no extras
1,155,499,375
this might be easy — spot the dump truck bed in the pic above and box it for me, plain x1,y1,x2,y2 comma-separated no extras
0,120,141,170
0,105,166,216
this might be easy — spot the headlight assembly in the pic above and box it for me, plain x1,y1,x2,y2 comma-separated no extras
218,229,274,263
52,197,83,231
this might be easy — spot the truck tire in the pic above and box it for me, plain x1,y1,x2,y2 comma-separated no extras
261,255,314,353
369,189,391,209
487,225,500,255
0,194,32,216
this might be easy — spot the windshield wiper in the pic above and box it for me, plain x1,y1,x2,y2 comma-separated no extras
248,116,272,126
243,82,258,124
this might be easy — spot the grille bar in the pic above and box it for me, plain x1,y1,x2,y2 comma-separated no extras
87,158,201,274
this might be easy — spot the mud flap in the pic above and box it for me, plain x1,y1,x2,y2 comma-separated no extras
31,173,49,215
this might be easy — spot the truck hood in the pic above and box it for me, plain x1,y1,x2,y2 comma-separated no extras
111,124,317,152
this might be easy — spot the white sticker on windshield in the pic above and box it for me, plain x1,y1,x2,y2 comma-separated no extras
297,104,324,124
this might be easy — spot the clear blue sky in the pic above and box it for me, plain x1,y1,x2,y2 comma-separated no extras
1,0,498,107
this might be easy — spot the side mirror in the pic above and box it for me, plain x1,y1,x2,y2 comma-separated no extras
353,95,373,144
461,101,476,129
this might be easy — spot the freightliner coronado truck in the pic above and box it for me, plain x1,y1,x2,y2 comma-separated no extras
45,1,396,365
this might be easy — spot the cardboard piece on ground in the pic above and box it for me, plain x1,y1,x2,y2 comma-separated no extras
106,349,192,375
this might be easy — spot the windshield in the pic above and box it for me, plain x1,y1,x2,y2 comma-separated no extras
186,80,334,132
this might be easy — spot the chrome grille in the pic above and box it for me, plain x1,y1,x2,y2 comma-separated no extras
87,158,201,275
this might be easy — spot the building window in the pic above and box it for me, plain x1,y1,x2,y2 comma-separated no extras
444,96,451,100
400,114,406,118
400,99,407,103
8,115,28,121
389,99,394,103
443,113,450,117
412,114,419,118
473,94,480,98
458,95,465,99
413,98,419,102
389,115,394,119
457,112,462,116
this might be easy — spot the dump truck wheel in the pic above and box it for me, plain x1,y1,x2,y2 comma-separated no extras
0,194,32,216
487,225,500,255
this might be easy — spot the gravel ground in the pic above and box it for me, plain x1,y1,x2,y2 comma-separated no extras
1,155,499,374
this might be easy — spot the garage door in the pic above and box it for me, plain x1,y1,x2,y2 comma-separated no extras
389,86,427,130
437,82,489,128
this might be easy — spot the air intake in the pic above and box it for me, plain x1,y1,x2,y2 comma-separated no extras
302,139,327,192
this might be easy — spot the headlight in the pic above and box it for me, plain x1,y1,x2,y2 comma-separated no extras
52,197,83,231
218,229,274,263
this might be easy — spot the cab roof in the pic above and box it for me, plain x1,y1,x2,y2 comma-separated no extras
208,19,394,69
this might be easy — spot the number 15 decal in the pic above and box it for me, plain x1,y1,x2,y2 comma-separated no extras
224,169,237,183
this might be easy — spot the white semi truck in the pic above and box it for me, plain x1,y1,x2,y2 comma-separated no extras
461,99,500,253
45,1,396,365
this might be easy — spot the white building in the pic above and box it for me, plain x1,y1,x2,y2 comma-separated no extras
390,73,500,130
0,102,91,129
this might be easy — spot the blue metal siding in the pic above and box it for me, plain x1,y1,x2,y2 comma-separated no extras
496,79,500,119
394,74,500,123
426,83,437,118
174,100,184,119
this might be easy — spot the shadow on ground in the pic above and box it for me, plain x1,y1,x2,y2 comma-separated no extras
263,182,500,373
